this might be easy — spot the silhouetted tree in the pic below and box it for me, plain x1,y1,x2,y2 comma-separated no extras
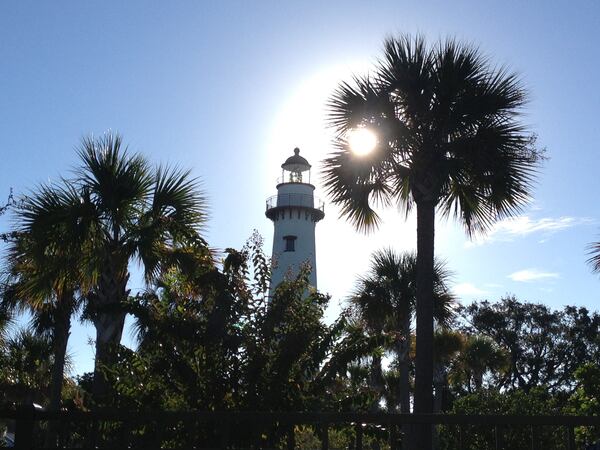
323,35,542,448
349,249,454,415
6,184,88,413
72,133,208,401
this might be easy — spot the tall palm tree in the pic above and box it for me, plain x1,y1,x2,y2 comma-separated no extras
323,35,541,446
350,249,454,416
6,183,90,412
73,133,209,400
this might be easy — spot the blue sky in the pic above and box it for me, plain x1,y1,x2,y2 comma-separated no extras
1,1,599,375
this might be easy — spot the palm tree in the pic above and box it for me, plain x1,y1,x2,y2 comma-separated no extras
6,184,90,412
0,329,54,405
323,35,541,446
350,249,454,416
449,335,509,393
73,133,208,400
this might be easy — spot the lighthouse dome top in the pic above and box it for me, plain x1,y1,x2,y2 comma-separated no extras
281,147,311,172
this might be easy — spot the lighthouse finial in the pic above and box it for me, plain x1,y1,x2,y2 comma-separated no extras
294,147,300,155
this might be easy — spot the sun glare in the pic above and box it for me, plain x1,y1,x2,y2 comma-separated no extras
266,61,371,188
348,128,377,156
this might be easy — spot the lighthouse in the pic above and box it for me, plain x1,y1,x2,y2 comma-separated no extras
266,148,325,295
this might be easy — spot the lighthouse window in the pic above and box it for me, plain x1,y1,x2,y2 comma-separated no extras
283,235,297,252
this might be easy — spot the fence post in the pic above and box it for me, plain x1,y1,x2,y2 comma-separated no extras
567,426,576,450
220,418,230,449
355,423,363,450
286,424,295,450
320,424,329,450
86,417,99,448
530,425,540,450
494,425,504,450
14,404,35,450
388,424,397,450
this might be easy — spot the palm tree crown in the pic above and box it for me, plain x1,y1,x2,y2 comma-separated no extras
351,249,454,333
324,35,541,233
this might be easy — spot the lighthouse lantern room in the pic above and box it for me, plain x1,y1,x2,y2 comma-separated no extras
266,148,324,295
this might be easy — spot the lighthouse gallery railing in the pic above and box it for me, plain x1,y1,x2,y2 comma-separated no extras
266,194,325,213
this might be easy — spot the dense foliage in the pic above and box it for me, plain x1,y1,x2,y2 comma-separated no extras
0,132,598,448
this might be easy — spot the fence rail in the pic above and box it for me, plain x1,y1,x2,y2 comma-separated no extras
1,407,599,449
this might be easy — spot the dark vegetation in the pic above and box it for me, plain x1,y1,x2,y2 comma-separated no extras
0,137,598,448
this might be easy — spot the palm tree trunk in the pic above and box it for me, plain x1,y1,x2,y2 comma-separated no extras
92,311,125,401
396,337,412,450
46,293,73,448
371,353,385,405
48,293,73,411
474,371,483,390
398,308,411,414
397,346,411,413
91,265,128,403
414,200,436,450
432,364,445,414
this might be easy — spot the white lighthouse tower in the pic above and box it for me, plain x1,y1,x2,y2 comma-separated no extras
266,148,325,295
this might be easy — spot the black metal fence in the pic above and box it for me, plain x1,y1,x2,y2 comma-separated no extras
1,407,599,449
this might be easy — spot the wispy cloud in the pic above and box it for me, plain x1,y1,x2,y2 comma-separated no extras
453,282,489,296
508,269,560,282
466,215,593,247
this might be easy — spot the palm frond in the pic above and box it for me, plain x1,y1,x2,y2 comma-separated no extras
587,240,600,274
76,132,153,228
132,165,209,284
349,249,455,334
8,181,94,307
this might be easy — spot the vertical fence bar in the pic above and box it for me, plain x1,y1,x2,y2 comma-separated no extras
458,425,464,450
389,424,397,450
154,418,165,449
495,425,504,450
58,415,68,448
286,423,295,450
118,417,128,447
567,426,576,450
320,424,329,450
220,418,230,449
355,423,363,450
86,418,99,448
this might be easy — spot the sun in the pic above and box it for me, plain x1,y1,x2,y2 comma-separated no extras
348,128,377,156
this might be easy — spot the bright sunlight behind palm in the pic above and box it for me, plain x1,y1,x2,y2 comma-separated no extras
348,128,377,156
